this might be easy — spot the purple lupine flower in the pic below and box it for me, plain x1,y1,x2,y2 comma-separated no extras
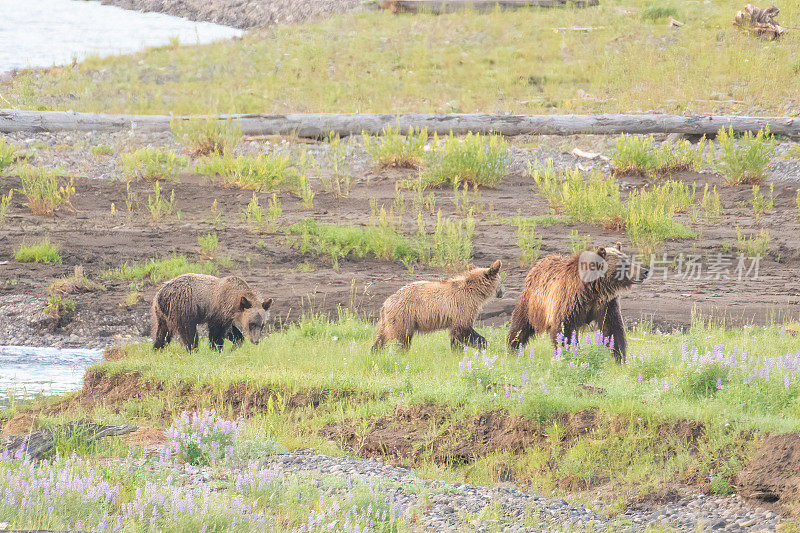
637,374,643,382
716,378,722,390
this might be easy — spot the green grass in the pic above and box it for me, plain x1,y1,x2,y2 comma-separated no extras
421,133,509,188
90,145,113,156
101,255,216,284
610,134,704,176
0,138,15,171
363,125,428,169
641,3,680,21
197,232,219,254
288,212,474,270
146,181,176,221
14,239,62,263
532,162,620,222
120,148,187,182
5,7,800,116
196,153,299,191
0,190,12,226
16,164,74,216
171,116,241,157
735,227,770,257
714,127,775,185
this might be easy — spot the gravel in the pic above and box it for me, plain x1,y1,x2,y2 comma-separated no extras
124,447,782,531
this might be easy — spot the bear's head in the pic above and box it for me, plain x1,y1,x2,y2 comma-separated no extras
234,296,273,344
579,244,649,289
464,259,504,299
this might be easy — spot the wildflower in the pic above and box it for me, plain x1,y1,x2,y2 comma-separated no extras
637,374,643,382
716,378,722,390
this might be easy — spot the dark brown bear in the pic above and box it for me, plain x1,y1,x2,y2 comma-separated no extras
373,260,504,351
507,245,649,362
151,273,273,351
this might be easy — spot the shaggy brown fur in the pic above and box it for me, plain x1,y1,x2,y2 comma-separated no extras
507,245,649,362
151,273,273,351
373,260,504,351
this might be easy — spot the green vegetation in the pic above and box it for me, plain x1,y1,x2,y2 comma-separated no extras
90,145,113,156
735,227,770,257
44,295,76,324
14,239,62,263
7,7,800,117
421,133,509,188
171,117,241,156
0,190,12,225
196,153,299,191
16,164,74,216
515,223,543,266
531,162,695,248
101,255,216,284
363,125,428,169
610,134,704,176
0,138,15,171
568,230,591,254
242,193,264,230
266,193,282,232
289,211,474,270
751,183,774,219
641,3,680,21
714,127,775,185
323,132,354,197
197,232,219,254
120,148,187,182
693,184,723,221
146,182,176,221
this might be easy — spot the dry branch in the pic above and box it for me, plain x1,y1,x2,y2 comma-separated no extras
3,109,800,137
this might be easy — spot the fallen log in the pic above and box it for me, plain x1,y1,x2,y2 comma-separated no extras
2,109,800,138
378,0,598,13
3,419,137,460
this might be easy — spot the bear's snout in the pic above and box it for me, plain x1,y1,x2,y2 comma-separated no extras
633,265,650,283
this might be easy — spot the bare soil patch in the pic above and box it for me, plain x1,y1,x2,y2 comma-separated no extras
737,433,800,513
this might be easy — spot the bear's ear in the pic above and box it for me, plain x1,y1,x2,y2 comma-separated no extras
595,247,606,258
615,241,622,251
240,297,252,310
262,298,273,311
488,260,502,276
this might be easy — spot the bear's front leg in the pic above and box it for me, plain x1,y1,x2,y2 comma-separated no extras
596,298,627,363
451,326,486,351
226,326,245,348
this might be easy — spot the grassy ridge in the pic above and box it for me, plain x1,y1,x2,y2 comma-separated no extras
4,6,799,115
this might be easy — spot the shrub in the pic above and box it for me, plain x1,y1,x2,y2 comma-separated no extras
642,4,680,21
50,266,104,295
532,162,621,222
167,409,240,466
15,239,62,263
428,211,475,269
422,132,509,188
242,193,264,229
611,134,704,176
266,193,281,232
695,184,723,221
0,138,15,171
16,164,75,216
90,145,113,156
147,181,176,221
0,190,12,225
120,148,187,182
198,232,218,254
681,363,729,398
196,153,298,191
324,132,354,197
44,295,76,327
714,127,774,185
102,255,216,284
751,183,774,219
363,125,428,169
623,181,696,249
171,117,241,157
736,227,770,257
568,230,591,254
515,222,543,266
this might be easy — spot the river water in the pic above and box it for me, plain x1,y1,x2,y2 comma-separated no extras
0,346,102,405
0,0,242,73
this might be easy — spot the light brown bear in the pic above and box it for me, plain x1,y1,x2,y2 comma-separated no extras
372,260,504,351
507,245,649,362
151,273,273,351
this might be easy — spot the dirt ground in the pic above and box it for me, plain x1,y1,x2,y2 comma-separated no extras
1,136,800,347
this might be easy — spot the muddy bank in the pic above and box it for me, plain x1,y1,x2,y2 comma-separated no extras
97,0,363,29
1,130,800,348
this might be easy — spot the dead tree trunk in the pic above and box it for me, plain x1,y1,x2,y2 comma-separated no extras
379,0,599,13
2,109,799,138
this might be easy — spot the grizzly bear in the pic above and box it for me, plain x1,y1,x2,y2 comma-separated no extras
372,260,504,351
507,245,649,362
151,273,273,351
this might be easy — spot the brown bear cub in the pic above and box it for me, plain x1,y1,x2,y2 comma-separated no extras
507,245,649,362
151,273,273,351
373,260,504,351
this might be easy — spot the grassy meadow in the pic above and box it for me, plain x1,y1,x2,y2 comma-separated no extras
3,2,800,115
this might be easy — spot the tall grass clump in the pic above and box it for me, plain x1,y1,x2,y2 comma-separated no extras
427,211,475,269
422,133,509,188
0,190,12,225
735,227,770,256
611,134,704,176
623,181,696,249
102,255,216,284
693,184,723,221
171,117,241,157
751,184,774,219
324,132,354,197
714,127,775,184
196,153,299,191
642,3,680,21
515,221,543,266
0,138,15,171
15,239,62,263
363,125,428,169
16,164,74,216
147,182,176,221
120,148,187,182
197,232,218,255
531,162,621,222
